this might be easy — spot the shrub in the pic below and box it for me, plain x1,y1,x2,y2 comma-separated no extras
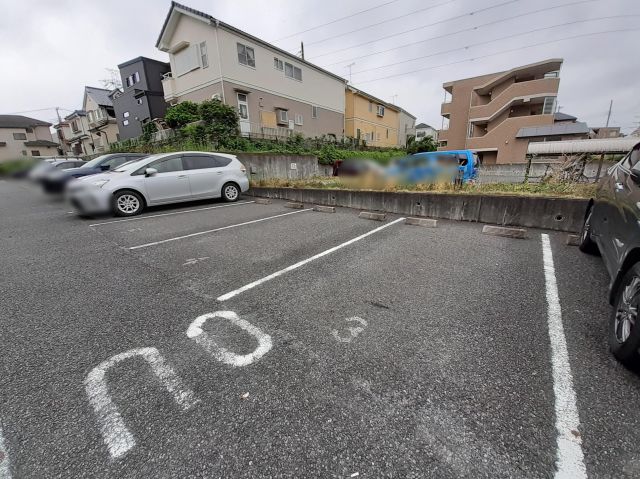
199,99,239,144
165,101,199,128
407,136,437,154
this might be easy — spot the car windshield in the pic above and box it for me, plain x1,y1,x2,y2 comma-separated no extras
81,155,110,168
111,157,146,171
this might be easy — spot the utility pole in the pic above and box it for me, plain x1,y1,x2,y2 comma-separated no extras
300,42,304,60
55,106,67,157
346,62,355,84
595,99,613,182
391,94,398,105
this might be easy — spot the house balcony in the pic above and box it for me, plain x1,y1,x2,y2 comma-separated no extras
162,72,177,103
88,117,108,130
469,77,559,121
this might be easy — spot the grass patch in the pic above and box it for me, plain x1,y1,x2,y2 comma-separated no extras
251,177,597,199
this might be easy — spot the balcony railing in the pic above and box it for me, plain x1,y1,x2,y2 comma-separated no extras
440,101,452,116
162,72,177,102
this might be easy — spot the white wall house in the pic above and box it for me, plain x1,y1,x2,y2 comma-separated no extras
156,2,347,139
415,123,438,141
0,115,59,162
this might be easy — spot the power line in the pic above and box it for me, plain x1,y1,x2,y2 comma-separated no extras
355,27,639,85
322,0,598,67
309,0,522,60
6,107,75,115
273,0,402,42
350,14,638,76
304,0,459,47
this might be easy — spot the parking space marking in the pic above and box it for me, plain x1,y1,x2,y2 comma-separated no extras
84,347,199,459
88,201,255,227
186,311,273,367
332,316,367,343
0,426,11,479
217,217,406,301
541,234,587,479
128,209,313,250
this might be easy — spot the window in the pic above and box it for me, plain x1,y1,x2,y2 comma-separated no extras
125,72,140,87
284,62,302,81
123,112,130,118
311,105,318,118
71,120,80,133
25,127,33,133
147,156,184,173
123,120,129,126
13,132,27,140
183,155,231,170
274,57,283,71
542,96,556,115
386,129,389,139
467,122,474,138
174,45,199,76
368,102,372,112
294,114,303,126
277,109,288,124
31,150,41,156
237,43,255,67
199,41,209,68
21,150,27,156
544,71,559,78
376,105,385,117
356,128,361,139
137,98,143,105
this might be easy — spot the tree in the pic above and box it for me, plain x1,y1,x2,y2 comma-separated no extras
407,135,437,155
164,101,200,128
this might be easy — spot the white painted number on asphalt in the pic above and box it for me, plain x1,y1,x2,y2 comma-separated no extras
183,256,210,266
84,347,199,459
186,311,273,367
332,316,368,343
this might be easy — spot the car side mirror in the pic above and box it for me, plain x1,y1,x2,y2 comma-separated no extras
145,168,158,177
100,164,110,171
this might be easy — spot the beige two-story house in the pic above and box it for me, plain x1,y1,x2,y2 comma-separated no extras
55,110,95,156
0,115,59,161
83,87,120,153
156,2,347,139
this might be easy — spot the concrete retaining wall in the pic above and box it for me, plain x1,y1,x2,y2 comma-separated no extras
248,187,589,232
236,153,322,180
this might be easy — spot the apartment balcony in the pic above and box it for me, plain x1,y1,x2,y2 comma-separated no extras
440,102,452,117
437,128,449,142
162,72,177,103
466,114,555,150
469,77,560,121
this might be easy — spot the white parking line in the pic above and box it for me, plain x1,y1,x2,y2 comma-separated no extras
128,208,313,250
88,201,255,226
541,234,587,479
217,217,406,301
0,426,11,479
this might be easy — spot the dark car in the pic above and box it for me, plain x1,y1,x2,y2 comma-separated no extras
41,153,147,193
579,140,640,367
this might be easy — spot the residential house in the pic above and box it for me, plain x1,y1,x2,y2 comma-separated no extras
345,86,401,147
0,115,59,161
631,127,640,138
590,126,622,139
54,110,94,156
397,108,416,147
155,2,347,139
83,86,119,152
415,123,438,141
110,56,171,140
438,58,589,164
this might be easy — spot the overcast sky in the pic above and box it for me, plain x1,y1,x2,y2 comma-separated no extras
1,0,638,133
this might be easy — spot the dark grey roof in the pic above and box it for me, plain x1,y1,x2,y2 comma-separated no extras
64,110,86,120
415,123,435,129
553,112,577,122
24,140,59,147
516,122,590,138
117,56,170,69
156,2,347,83
85,86,114,107
0,115,51,128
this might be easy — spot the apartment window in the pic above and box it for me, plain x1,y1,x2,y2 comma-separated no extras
294,114,303,126
542,96,556,115
200,41,209,68
71,120,79,133
277,109,288,124
123,111,130,118
31,150,41,156
237,43,255,67
544,71,559,78
13,132,27,140
123,119,129,126
274,57,283,71
311,105,318,118
376,105,385,117
137,98,143,105
125,72,140,87
467,122,474,138
284,62,302,81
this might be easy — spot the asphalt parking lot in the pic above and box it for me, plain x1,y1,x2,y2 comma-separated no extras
2,179,640,478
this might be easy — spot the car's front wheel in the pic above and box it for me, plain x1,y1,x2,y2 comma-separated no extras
222,182,240,202
112,190,144,217
610,263,640,368
579,204,599,255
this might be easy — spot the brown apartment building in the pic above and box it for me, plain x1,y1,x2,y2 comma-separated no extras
438,58,588,164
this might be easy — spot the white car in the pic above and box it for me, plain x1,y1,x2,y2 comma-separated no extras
67,151,249,217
